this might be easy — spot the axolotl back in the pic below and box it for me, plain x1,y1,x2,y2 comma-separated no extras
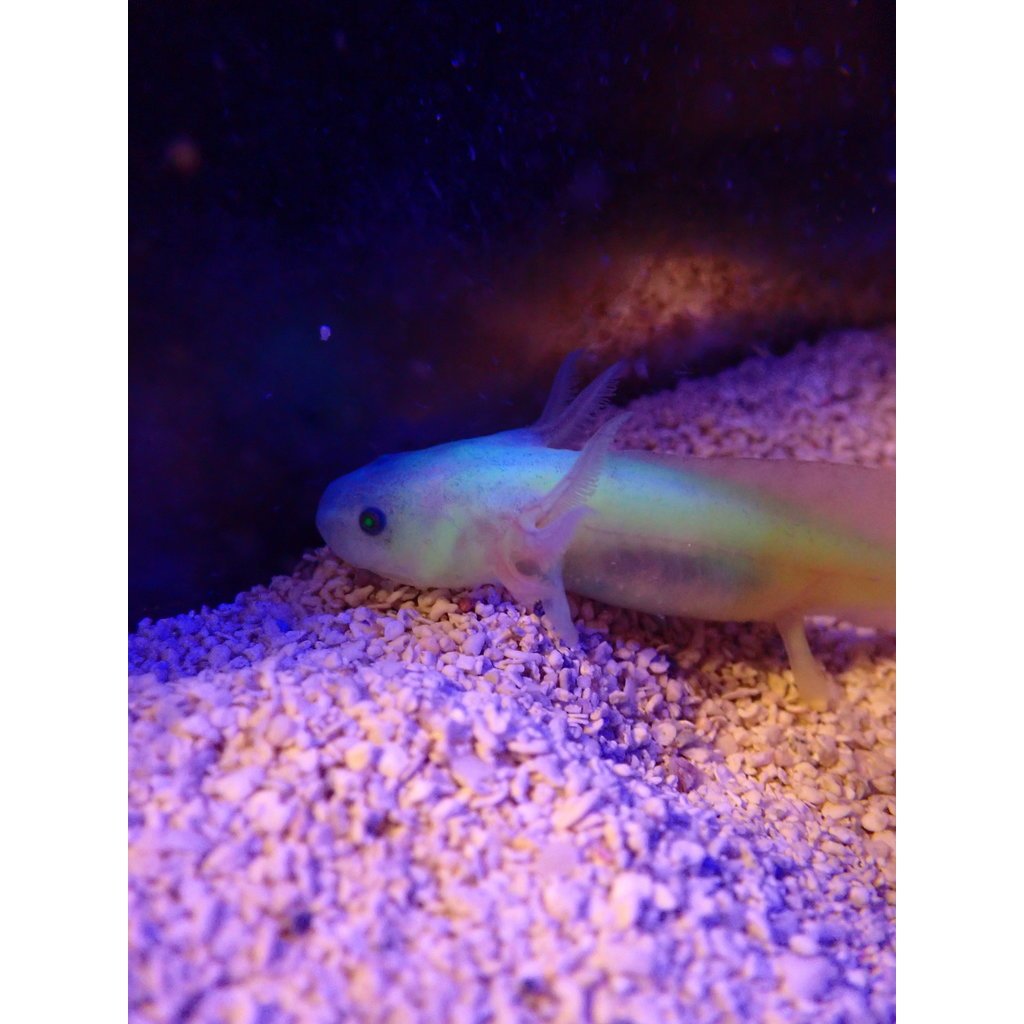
317,356,895,709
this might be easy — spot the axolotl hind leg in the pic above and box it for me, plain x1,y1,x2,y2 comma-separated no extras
776,613,837,711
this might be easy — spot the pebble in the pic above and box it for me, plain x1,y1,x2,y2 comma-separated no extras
382,618,405,642
860,809,890,833
775,952,838,1002
451,755,492,794
464,632,487,657
747,750,773,769
265,713,296,747
610,871,653,929
378,743,410,779
403,776,436,805
788,933,819,957
209,766,264,803
821,801,854,822
552,789,603,830
872,774,896,795
543,880,586,922
652,720,677,746
245,790,293,834
798,787,827,807
813,736,839,768
849,885,870,909
344,742,376,772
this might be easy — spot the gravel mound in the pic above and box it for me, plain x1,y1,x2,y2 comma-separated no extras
129,328,896,1024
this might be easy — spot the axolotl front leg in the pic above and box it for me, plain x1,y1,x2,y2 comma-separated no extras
494,412,629,647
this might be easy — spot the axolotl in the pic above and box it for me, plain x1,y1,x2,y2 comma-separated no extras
316,355,895,709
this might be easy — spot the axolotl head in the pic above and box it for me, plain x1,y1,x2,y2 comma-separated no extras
315,442,503,590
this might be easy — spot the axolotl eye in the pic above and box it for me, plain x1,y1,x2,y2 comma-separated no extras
358,506,387,536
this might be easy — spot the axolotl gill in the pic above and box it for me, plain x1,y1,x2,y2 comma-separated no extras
316,354,895,709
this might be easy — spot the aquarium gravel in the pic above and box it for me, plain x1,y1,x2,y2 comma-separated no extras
129,328,896,1024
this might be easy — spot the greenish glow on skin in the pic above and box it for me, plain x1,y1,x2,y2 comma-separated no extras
316,356,895,709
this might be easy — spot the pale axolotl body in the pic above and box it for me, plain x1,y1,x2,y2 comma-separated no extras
316,356,895,709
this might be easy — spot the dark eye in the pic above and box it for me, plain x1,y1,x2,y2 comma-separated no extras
358,506,386,535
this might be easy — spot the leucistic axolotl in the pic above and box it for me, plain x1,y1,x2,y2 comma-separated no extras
316,354,895,710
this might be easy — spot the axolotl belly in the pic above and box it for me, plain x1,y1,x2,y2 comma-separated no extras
316,356,895,709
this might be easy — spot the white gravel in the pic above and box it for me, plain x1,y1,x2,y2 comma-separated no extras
129,328,896,1024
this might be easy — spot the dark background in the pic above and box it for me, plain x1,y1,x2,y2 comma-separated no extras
130,0,895,627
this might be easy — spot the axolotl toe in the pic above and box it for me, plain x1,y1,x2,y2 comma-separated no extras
316,353,895,710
